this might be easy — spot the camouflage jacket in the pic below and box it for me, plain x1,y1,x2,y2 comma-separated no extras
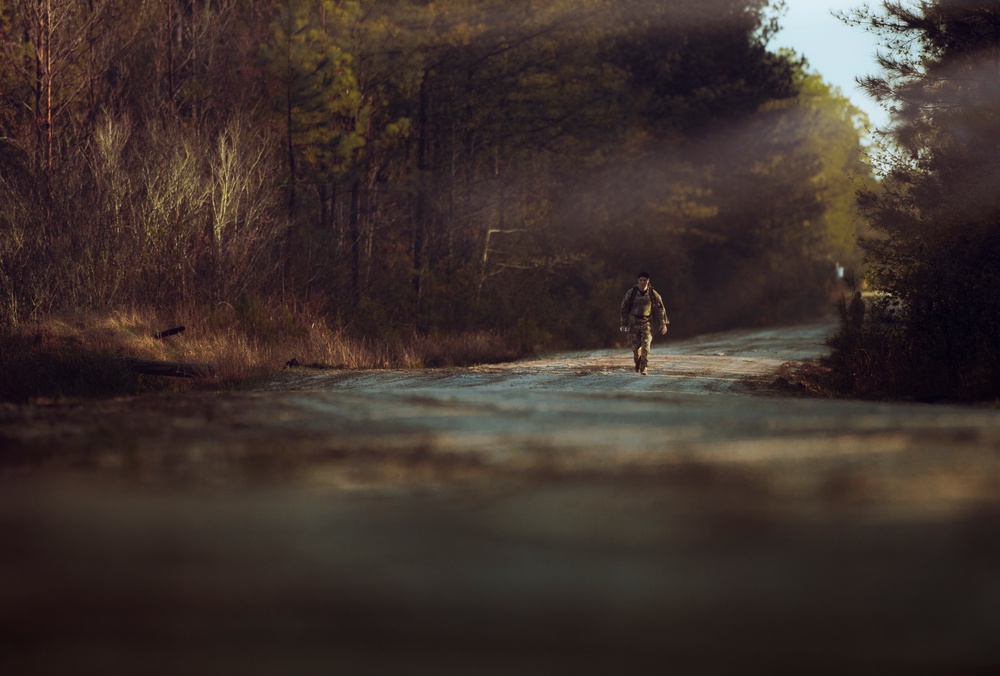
620,285,669,329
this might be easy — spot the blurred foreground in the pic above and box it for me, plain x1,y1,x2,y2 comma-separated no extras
2,323,999,674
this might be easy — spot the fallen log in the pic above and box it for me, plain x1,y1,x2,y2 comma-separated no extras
154,325,185,339
122,358,213,378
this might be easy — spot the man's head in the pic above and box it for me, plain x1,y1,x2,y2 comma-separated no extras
637,271,650,291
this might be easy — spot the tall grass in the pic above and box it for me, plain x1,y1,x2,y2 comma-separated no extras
0,304,531,404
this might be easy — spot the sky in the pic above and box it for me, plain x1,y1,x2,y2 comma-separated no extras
769,0,890,134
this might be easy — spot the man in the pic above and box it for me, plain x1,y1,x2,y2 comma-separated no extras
620,271,669,375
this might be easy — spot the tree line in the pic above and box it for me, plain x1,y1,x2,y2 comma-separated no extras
826,0,1000,400
1,0,872,349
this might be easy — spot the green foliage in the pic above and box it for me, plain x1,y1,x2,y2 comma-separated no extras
828,0,1000,400
261,0,366,176
793,63,877,270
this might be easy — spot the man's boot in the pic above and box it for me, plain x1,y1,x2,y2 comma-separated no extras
634,352,641,372
639,356,648,375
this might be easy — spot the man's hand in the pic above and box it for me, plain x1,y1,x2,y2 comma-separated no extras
660,324,668,335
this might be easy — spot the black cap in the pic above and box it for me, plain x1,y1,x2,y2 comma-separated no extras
637,271,650,279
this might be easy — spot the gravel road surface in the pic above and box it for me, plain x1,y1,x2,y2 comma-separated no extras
2,322,999,675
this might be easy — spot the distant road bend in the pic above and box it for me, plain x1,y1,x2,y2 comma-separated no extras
274,321,832,396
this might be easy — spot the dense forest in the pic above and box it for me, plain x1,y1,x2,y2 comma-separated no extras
0,0,872,349
827,0,1000,400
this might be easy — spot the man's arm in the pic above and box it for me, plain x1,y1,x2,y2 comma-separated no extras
652,290,669,333
620,288,633,327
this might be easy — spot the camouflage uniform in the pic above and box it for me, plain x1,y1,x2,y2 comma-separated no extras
620,284,669,374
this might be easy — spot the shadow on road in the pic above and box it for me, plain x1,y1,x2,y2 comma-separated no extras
2,321,999,674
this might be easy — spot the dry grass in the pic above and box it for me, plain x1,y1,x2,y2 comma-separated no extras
0,308,529,403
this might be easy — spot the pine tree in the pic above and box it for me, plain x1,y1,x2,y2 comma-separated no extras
837,0,1000,398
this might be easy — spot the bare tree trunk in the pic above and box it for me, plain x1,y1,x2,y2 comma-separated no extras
282,12,297,296
362,158,377,290
284,46,296,209
349,178,361,296
165,0,175,103
412,70,430,324
33,0,51,177
43,0,52,176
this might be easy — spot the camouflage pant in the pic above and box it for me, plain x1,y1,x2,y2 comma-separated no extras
628,322,653,370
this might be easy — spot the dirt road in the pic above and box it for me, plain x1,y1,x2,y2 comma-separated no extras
2,322,1000,675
